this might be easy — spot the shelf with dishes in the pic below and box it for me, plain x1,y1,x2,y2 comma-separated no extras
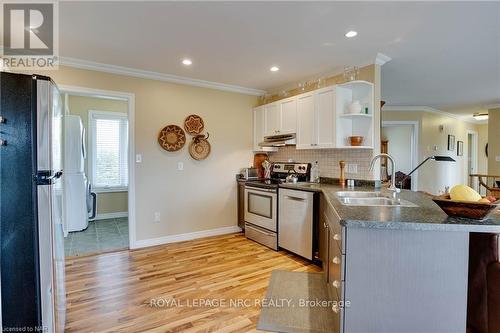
335,80,374,149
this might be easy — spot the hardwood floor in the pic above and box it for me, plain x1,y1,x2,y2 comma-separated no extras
65,232,321,332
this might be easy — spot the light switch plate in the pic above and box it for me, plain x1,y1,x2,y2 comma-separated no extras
178,162,184,170
496,156,500,162
136,154,142,163
154,212,160,223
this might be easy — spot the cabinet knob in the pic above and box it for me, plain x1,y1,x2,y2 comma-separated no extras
332,256,340,265
323,222,328,229
332,280,340,289
0,116,5,123
333,234,341,241
0,139,6,146
332,304,339,314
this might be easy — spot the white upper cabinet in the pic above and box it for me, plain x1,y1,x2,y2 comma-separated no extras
296,87,336,149
264,98,297,136
253,105,277,152
253,105,265,151
279,97,297,135
315,87,336,148
254,81,373,151
264,103,280,136
296,92,315,149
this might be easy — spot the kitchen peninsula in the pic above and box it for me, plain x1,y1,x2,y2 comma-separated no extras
279,182,500,333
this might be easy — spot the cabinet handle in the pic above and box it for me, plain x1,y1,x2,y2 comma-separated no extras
332,304,339,314
332,256,340,265
333,234,341,241
285,195,306,202
332,280,340,289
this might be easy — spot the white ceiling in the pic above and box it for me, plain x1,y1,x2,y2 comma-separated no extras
52,2,498,111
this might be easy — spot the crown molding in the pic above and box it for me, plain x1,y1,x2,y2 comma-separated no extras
375,53,392,66
382,105,482,124
485,103,500,110
58,57,266,96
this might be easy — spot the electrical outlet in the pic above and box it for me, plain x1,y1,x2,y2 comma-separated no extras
154,212,161,223
347,163,358,174
178,162,184,170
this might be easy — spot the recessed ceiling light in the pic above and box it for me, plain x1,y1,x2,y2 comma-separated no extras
182,59,192,66
473,113,488,121
345,31,358,38
270,66,279,72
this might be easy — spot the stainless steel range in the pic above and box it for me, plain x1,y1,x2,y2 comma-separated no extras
244,162,311,250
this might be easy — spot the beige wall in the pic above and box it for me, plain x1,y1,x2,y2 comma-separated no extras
44,66,257,242
488,108,500,175
383,110,483,194
381,125,413,174
67,95,129,215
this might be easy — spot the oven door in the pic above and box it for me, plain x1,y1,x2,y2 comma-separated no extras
244,187,277,232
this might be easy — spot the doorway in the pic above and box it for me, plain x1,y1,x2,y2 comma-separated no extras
467,130,479,192
58,85,135,256
381,121,419,191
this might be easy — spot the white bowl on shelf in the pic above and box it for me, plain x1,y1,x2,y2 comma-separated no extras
347,101,362,114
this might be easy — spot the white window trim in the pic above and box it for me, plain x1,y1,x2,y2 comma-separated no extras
88,110,129,193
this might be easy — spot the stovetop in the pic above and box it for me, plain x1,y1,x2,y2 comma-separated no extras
245,178,283,189
243,162,311,190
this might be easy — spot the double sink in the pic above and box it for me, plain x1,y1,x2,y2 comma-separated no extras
336,191,418,207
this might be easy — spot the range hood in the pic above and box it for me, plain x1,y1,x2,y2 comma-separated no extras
259,133,296,147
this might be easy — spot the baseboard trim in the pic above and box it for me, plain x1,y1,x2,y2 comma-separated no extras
133,226,242,249
94,212,128,220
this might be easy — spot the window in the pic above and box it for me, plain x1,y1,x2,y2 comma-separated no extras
89,111,128,192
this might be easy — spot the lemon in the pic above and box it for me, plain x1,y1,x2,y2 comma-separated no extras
449,185,482,202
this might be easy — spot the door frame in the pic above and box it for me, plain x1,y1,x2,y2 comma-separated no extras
381,121,420,191
466,129,479,191
58,84,137,249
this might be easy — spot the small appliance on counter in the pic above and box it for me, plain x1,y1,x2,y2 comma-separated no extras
240,167,258,180
243,162,311,251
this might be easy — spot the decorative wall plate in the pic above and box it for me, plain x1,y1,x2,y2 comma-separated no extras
184,114,205,135
158,125,186,151
189,133,211,160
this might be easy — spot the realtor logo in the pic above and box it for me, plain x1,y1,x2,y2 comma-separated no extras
1,1,58,69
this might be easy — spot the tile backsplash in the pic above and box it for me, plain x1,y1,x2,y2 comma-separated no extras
267,146,376,180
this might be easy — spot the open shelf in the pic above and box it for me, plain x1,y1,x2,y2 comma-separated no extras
335,80,375,148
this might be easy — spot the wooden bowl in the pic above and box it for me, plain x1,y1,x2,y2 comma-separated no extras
349,136,364,146
432,194,500,220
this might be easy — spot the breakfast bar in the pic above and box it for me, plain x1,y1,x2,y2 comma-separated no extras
280,182,500,333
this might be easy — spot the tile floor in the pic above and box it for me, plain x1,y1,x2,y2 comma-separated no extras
64,218,129,256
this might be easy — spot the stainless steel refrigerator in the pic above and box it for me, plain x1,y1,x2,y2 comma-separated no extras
0,72,66,332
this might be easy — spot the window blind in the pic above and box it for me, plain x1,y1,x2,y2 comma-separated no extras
89,111,128,191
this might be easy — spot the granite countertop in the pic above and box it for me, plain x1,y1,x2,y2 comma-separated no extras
279,182,500,232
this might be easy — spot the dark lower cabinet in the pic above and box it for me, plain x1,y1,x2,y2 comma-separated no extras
237,180,246,230
320,194,346,333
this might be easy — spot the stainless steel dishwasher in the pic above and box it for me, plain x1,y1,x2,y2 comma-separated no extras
278,188,317,260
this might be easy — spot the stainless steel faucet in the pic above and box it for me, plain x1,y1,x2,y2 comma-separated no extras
369,153,401,200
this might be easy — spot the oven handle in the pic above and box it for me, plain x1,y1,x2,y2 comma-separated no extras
245,186,277,193
245,225,275,237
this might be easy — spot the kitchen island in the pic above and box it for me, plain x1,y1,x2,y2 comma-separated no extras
279,182,500,333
